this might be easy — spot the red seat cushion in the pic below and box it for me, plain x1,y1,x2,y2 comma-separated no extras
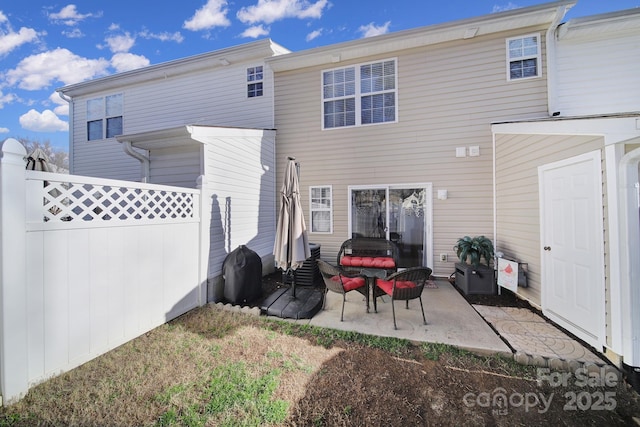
331,275,365,292
376,279,417,295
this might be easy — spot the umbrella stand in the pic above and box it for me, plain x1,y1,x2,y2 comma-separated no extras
265,157,323,319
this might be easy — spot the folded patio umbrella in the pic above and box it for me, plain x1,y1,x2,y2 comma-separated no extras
25,148,52,172
273,157,310,297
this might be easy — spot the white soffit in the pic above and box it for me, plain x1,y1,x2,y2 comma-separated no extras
117,125,275,151
491,115,640,146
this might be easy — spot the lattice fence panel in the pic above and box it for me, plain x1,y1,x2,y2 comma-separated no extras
39,180,196,223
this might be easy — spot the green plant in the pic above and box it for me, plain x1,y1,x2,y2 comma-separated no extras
453,236,494,268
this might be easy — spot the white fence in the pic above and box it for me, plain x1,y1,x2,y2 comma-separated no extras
0,139,207,403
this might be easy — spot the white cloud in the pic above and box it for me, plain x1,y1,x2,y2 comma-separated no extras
0,11,7,24
492,3,520,13
62,28,84,38
19,109,68,132
0,90,16,109
110,52,150,73
48,5,101,26
237,0,330,25
50,92,69,116
240,25,270,39
306,28,322,42
184,0,231,31
5,48,110,90
0,25,41,56
0,127,9,133
138,29,184,43
358,21,391,38
105,33,135,53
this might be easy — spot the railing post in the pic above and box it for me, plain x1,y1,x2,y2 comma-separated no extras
0,138,28,404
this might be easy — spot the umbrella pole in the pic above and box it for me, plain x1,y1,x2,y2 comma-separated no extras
286,268,297,299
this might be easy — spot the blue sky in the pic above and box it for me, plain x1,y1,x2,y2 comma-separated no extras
1,0,638,150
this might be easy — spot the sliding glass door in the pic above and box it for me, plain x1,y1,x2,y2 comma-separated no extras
349,185,432,268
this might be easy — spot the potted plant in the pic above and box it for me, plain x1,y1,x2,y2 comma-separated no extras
453,236,496,295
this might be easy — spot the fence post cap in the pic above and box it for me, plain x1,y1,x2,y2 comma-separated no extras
1,138,26,156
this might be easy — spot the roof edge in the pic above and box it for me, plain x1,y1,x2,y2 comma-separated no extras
267,0,575,72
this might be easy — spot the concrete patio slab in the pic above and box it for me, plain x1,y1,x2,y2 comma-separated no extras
287,279,512,357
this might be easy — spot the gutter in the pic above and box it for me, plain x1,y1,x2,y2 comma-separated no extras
122,141,150,183
546,4,574,116
56,91,74,172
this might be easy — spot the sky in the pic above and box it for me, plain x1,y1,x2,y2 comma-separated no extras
1,0,638,150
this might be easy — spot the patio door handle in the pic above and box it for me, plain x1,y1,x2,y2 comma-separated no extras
543,246,551,251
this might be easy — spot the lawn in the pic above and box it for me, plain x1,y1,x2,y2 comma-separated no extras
0,305,638,426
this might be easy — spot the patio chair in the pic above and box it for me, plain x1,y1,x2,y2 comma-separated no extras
317,259,367,321
374,267,432,329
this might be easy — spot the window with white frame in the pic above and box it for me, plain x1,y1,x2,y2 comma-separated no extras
506,34,541,80
247,65,263,97
310,186,332,233
322,59,397,129
87,94,123,141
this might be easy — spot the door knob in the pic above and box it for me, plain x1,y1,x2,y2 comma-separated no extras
544,246,551,251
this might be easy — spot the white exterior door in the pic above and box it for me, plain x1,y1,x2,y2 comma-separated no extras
539,151,605,349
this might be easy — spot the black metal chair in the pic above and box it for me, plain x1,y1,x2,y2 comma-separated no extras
317,259,367,321
374,267,432,329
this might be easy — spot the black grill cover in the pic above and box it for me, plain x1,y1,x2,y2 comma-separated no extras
223,245,262,304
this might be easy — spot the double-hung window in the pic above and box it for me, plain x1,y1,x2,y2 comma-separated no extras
87,94,123,141
247,66,263,97
322,58,397,129
310,186,332,233
506,34,541,80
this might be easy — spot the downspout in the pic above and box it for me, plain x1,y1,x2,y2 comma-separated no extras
122,141,150,183
546,4,573,116
57,91,74,173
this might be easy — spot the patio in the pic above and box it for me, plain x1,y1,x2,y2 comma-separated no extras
258,277,608,369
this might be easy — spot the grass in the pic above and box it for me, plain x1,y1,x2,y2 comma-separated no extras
0,304,590,426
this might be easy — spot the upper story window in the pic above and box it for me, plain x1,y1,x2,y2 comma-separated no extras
87,94,123,141
506,34,541,80
322,59,397,129
310,185,332,233
247,66,263,97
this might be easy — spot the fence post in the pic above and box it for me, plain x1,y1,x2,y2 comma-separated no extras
0,138,28,404
197,175,210,306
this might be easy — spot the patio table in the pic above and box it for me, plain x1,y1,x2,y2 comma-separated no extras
360,268,388,313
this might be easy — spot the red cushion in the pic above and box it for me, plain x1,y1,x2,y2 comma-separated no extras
332,275,365,291
359,257,375,267
376,279,417,295
341,256,395,269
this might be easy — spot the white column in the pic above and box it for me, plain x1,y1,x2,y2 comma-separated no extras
0,138,28,403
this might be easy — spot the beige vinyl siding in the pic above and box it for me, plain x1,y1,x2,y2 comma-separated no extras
494,133,605,306
274,27,549,276
71,60,275,180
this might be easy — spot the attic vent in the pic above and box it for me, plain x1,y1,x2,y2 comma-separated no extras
463,28,479,39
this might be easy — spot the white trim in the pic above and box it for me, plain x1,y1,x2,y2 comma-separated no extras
492,116,640,146
347,183,433,269
617,147,640,366
538,151,606,349
321,58,398,130
309,185,333,234
506,33,542,81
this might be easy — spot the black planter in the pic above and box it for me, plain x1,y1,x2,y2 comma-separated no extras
454,263,496,295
